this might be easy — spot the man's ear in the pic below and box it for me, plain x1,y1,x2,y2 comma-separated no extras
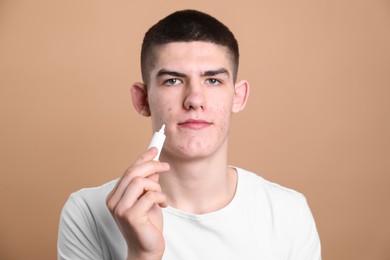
131,82,151,117
232,80,250,113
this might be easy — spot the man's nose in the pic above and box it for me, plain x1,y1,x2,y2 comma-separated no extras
183,81,206,111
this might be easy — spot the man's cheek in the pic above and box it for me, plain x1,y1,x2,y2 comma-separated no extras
215,105,231,131
151,104,173,123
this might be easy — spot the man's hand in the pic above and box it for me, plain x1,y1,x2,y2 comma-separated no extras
106,147,170,260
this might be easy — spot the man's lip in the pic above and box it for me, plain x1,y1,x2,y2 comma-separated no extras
178,119,212,129
178,119,211,124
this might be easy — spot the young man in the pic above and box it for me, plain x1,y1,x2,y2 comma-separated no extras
58,10,321,260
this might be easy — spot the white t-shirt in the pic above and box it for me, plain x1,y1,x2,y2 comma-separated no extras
58,167,321,259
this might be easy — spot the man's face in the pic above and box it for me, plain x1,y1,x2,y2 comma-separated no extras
146,41,238,160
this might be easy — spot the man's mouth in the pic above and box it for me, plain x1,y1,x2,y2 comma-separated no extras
178,119,212,130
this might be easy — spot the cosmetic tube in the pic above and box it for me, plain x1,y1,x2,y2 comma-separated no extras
147,124,166,161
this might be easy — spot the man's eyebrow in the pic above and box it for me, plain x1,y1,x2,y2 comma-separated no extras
202,68,230,77
156,68,230,78
156,69,186,78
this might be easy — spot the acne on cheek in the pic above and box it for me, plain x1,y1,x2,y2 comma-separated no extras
216,106,231,132
150,102,174,127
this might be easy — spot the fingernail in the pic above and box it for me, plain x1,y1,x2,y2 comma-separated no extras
162,162,170,169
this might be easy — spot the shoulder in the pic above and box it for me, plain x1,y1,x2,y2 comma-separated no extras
58,179,122,258
235,167,320,243
60,179,118,223
234,166,313,229
236,167,307,205
235,168,322,258
68,179,118,205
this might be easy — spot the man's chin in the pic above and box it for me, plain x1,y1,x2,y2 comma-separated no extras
162,147,214,162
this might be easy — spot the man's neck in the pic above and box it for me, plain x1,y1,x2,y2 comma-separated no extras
158,148,237,215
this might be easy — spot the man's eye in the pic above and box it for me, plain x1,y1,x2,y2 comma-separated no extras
207,78,221,85
164,78,181,86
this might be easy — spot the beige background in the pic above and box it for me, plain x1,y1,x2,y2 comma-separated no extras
1,0,389,259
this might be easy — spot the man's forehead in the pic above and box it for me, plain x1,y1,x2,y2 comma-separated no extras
150,41,234,74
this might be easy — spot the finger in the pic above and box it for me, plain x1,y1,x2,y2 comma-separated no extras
111,177,162,216
107,148,161,202
133,147,159,166
128,191,167,222
147,173,160,183
107,161,169,210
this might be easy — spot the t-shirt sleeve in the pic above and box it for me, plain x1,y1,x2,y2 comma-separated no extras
289,197,322,260
57,193,104,260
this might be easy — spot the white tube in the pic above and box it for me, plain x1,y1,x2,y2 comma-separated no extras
147,124,166,161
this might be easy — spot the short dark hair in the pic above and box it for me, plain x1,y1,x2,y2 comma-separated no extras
141,9,239,84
